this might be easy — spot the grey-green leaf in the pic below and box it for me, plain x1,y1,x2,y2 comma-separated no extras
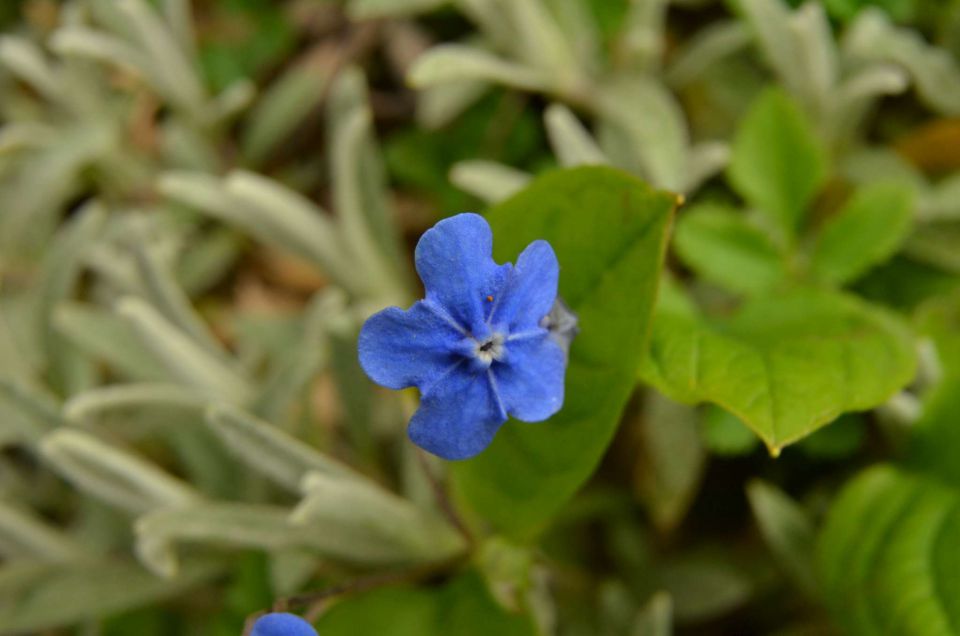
746,480,817,596
0,559,219,632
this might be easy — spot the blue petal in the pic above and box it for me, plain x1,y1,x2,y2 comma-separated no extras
251,613,318,636
496,332,566,422
358,301,463,391
415,213,510,336
407,365,507,460
488,240,558,332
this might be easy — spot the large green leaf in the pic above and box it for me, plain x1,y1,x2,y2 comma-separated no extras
642,288,916,453
818,465,960,636
453,166,675,537
314,570,536,635
727,88,827,237
810,182,914,286
673,203,787,294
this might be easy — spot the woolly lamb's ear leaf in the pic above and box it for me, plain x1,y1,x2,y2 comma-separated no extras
453,166,675,537
53,302,167,382
204,404,353,491
39,429,200,515
416,80,489,129
328,68,410,302
641,287,916,453
408,45,552,92
597,78,690,192
160,0,195,58
746,480,816,597
666,20,750,88
135,502,398,577
114,0,206,117
450,160,531,204
64,383,206,423
810,182,914,285
130,232,229,361
728,88,827,238
620,0,669,70
673,203,788,295
500,0,578,83
818,465,960,635
737,0,837,116
242,62,335,164
0,36,63,102
844,8,960,116
544,103,609,168
223,170,363,292
0,502,86,562
0,378,64,439
0,559,220,633
292,471,465,563
115,296,253,402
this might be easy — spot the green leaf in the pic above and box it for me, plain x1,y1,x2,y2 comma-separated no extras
746,480,817,596
642,287,916,453
314,570,536,636
727,88,827,237
700,406,759,456
631,592,672,636
634,392,706,533
348,0,448,18
818,465,960,636
453,166,675,537
673,203,788,294
0,559,220,632
810,182,914,285
823,0,914,22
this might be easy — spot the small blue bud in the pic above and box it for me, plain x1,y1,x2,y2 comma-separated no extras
251,612,318,636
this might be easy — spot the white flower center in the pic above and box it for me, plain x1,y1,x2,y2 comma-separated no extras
473,333,505,364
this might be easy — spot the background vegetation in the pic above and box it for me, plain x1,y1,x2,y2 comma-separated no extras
2,0,960,634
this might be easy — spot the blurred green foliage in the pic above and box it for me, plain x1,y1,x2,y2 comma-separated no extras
2,0,960,635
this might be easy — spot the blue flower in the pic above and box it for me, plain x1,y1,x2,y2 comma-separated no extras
358,213,571,460
251,612,318,636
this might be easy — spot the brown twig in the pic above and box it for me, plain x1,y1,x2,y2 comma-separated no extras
415,448,475,546
243,555,467,632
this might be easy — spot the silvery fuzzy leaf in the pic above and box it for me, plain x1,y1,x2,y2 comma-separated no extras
204,403,354,492
544,103,609,167
596,78,689,192
0,502,86,562
292,471,466,564
63,383,207,424
450,160,531,203
115,296,253,403
844,8,960,116
408,44,553,92
53,302,168,382
0,558,220,633
666,20,750,88
39,429,201,515
0,36,63,103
